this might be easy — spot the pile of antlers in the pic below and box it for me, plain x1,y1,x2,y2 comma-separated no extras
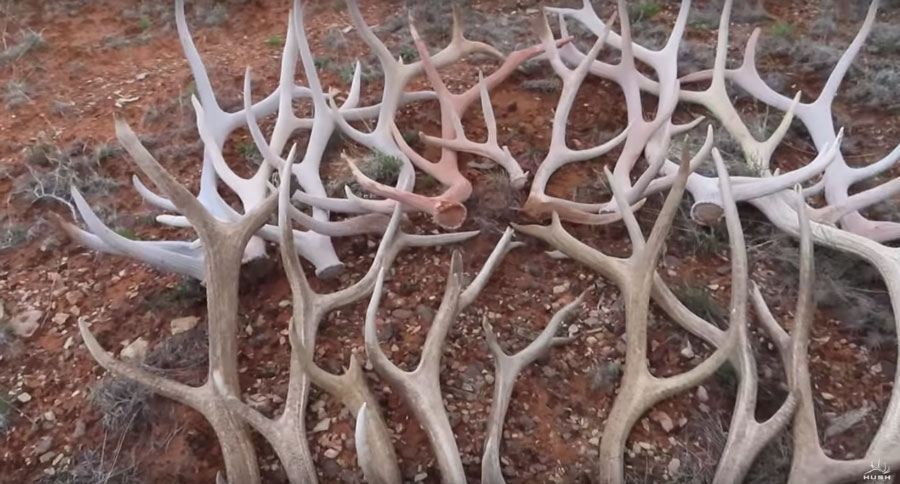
56,0,900,482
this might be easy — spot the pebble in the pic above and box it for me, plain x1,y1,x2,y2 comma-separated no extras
17,392,32,403
170,316,199,335
312,418,331,433
392,309,414,320
323,448,340,459
821,392,835,401
415,304,435,323
668,458,681,476
34,436,52,454
552,283,569,295
650,410,674,433
10,310,42,337
73,420,86,438
484,374,495,385
414,473,428,482
51,313,69,325
696,385,709,402
680,342,694,359
120,338,149,361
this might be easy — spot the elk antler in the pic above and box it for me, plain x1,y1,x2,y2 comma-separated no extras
78,117,277,484
480,292,586,483
682,0,900,241
212,148,480,484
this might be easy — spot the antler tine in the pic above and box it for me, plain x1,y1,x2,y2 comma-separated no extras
518,138,738,483
420,252,465,373
782,185,891,483
710,148,799,483
115,117,217,237
79,319,201,408
460,227,520,308
525,12,639,224
66,187,206,279
603,166,645,252
414,23,528,188
288,321,402,484
363,251,473,483
481,291,586,483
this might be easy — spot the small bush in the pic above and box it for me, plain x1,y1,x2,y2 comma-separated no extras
265,34,283,47
12,138,120,205
847,64,900,111
322,27,346,52
89,378,152,432
628,1,662,23
197,4,228,27
769,21,796,38
0,29,46,64
36,449,142,484
3,80,31,108
0,389,11,433
521,78,562,93
236,141,261,165
675,284,727,327
0,225,29,251
89,325,209,432
867,22,900,55
809,15,837,37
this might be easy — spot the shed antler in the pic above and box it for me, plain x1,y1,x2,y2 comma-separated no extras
516,151,742,483
79,117,276,484
480,292,585,483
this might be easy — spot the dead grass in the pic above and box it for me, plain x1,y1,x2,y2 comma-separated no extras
88,325,208,433
0,29,46,64
3,80,32,108
35,449,142,484
11,138,120,210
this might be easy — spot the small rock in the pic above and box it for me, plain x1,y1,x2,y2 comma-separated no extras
64,290,83,305
414,473,428,482
552,283,569,295
120,338,149,361
323,448,340,459
312,418,331,433
584,317,601,327
484,374,495,385
680,342,694,359
170,316,199,335
73,420,86,438
668,458,681,476
588,437,600,446
10,310,42,338
34,436,52,454
17,392,32,403
52,313,69,326
39,451,55,464
650,410,674,433
415,304,435,323
821,392,835,401
696,385,709,402
825,405,870,438
392,309,414,320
